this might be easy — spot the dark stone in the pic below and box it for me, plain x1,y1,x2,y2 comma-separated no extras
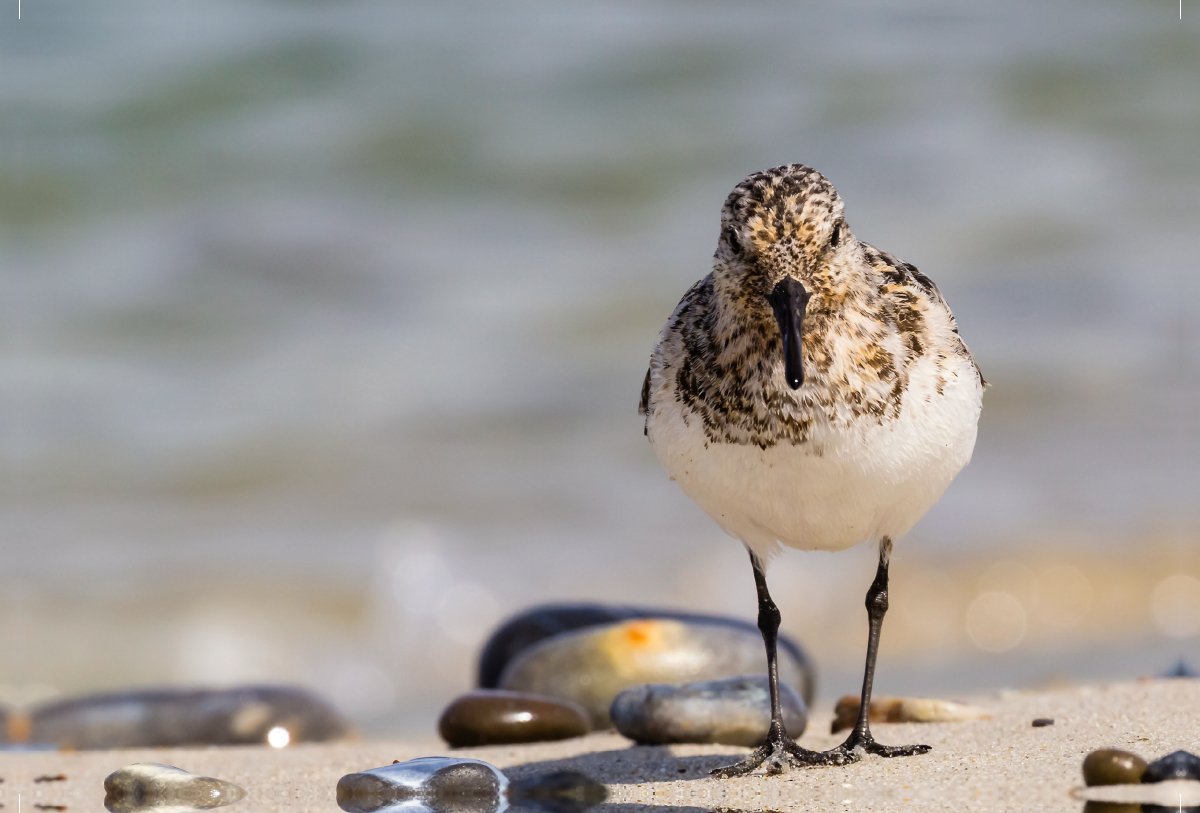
32,686,347,749
104,763,246,813
1142,750,1200,783
478,603,815,706
498,618,812,728
1031,718,1054,727
1081,804,1144,813
1159,659,1200,678
337,757,505,813
438,690,590,747
1082,749,1148,786
610,675,806,747
508,771,607,813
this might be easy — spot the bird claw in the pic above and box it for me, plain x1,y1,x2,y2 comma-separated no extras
711,735,858,777
711,733,930,777
836,733,932,759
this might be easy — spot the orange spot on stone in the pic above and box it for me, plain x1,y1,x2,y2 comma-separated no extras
7,711,30,743
624,621,655,647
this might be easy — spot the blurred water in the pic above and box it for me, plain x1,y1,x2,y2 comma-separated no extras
4,0,1200,735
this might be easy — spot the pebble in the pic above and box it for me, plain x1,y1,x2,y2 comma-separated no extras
609,675,805,747
478,603,815,706
508,771,608,813
1082,804,1146,813
103,763,246,813
1142,750,1200,783
337,757,507,813
1159,659,1200,678
30,686,347,749
831,695,991,734
1082,749,1149,786
438,690,590,747
498,618,812,727
1031,717,1054,727
337,758,605,813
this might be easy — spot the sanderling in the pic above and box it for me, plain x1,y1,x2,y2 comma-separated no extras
639,164,983,775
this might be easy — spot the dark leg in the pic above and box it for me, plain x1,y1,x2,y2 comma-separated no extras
825,537,931,760
711,550,836,777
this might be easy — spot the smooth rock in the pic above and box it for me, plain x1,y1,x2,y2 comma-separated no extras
337,757,507,813
479,603,815,706
508,772,607,813
1082,804,1145,813
1031,717,1054,727
104,763,246,813
1083,749,1148,786
337,760,606,813
31,686,347,749
498,618,812,728
610,675,805,747
1160,659,1200,678
439,690,590,748
831,695,991,734
1143,750,1200,783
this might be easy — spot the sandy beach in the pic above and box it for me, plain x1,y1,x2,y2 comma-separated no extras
5,679,1198,813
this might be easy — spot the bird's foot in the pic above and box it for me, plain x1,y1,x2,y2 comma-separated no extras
711,732,859,777
830,731,932,761
711,731,931,778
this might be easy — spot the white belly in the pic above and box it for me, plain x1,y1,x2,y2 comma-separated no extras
648,357,982,560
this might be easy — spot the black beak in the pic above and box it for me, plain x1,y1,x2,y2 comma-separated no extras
766,278,810,390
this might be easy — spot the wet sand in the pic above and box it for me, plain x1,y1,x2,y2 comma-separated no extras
4,679,1196,813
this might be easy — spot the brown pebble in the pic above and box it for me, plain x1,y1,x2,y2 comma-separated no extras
1082,748,1148,786
438,690,590,747
1031,717,1054,727
831,695,991,734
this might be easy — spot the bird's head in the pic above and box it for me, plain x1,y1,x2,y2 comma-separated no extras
713,164,853,390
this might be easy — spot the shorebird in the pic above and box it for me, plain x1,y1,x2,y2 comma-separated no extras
639,165,983,775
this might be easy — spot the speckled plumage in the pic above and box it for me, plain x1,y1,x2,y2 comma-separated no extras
640,165,983,561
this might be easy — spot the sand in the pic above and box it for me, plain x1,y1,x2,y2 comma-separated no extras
4,679,1199,813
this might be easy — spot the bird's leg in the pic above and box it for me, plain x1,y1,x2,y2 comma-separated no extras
826,537,931,760
711,550,837,777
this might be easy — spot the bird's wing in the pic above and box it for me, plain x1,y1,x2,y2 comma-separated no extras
638,366,651,416
865,246,985,387
640,275,714,427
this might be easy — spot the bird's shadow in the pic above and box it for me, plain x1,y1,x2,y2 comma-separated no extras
505,744,740,786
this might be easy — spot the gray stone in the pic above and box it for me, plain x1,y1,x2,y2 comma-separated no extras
1142,750,1200,783
103,763,246,813
478,603,814,708
336,759,606,813
31,686,347,749
337,758,507,813
498,618,811,728
610,675,806,747
507,772,607,813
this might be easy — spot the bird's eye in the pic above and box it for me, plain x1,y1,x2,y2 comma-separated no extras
830,222,844,248
725,228,742,254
